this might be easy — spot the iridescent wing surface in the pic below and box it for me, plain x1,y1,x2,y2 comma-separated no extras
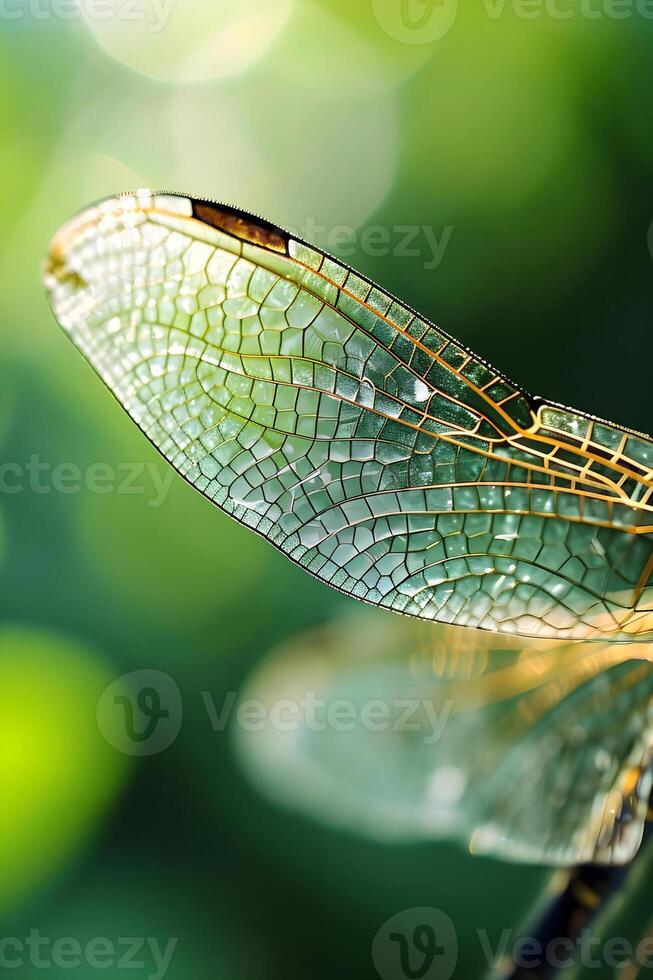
235,613,653,866
43,191,653,640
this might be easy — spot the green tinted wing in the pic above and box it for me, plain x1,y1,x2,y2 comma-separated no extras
43,191,653,639
235,613,653,865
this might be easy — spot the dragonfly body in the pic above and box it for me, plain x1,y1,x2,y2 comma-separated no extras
44,191,653,641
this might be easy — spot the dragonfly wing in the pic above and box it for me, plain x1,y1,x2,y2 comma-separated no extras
43,191,653,639
235,613,653,865
471,658,653,865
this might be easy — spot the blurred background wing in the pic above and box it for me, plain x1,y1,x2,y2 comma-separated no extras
234,612,653,866
43,191,653,640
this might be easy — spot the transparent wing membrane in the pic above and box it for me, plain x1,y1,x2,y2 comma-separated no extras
43,191,653,639
235,614,653,866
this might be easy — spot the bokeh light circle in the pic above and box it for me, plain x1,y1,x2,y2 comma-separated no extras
78,0,294,82
0,626,129,915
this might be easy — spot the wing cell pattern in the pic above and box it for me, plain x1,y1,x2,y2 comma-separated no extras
44,191,653,639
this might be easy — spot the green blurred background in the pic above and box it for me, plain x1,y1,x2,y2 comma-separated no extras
1,2,652,977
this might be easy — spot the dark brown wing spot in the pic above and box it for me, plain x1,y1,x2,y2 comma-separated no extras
192,201,288,254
